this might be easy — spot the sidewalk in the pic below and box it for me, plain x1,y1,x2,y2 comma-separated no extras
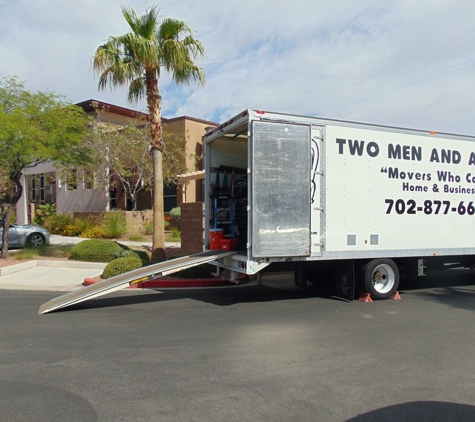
0,235,181,291
0,260,107,291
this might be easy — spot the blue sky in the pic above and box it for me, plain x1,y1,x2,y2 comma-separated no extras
1,0,475,134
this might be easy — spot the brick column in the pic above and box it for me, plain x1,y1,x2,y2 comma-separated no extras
180,202,204,254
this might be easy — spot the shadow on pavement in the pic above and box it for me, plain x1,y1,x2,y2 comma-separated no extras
346,401,475,421
54,269,475,313
399,270,475,312
58,281,341,313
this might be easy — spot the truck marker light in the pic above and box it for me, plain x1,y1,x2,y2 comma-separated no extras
430,131,436,135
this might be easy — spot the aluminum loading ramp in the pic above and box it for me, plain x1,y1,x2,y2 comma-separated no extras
38,250,234,315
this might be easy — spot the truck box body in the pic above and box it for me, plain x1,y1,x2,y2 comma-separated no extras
204,109,475,279
39,109,475,312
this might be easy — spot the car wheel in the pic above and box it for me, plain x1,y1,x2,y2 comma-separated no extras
26,233,45,247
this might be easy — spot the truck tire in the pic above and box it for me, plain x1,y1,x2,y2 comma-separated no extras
361,259,399,300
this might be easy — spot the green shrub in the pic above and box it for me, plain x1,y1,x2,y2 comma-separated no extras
166,227,181,242
80,226,106,238
74,217,94,233
102,256,143,279
44,213,74,234
115,248,151,266
101,212,126,238
143,222,153,235
170,207,181,229
69,239,127,262
115,249,140,259
34,204,56,226
62,224,82,237
133,249,151,265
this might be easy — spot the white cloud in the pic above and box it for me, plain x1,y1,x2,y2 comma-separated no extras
1,0,475,134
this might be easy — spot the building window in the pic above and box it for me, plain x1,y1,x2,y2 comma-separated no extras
39,174,45,204
65,169,78,191
26,172,56,207
84,170,96,190
30,177,36,202
164,183,177,212
109,190,117,210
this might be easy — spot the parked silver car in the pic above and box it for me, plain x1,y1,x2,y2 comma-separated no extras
0,220,51,248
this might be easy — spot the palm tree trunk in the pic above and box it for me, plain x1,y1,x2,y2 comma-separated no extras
152,146,166,262
146,69,166,263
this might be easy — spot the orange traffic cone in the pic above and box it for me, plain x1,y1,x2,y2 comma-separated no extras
391,291,401,300
358,293,373,303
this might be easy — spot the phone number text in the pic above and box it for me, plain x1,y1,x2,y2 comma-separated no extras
385,199,475,215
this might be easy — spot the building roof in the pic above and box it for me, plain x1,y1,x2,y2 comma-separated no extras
76,99,149,119
76,99,218,127
177,170,205,182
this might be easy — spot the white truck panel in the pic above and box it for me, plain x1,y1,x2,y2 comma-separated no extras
323,125,475,252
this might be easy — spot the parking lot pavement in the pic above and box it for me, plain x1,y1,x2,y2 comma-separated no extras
1,270,475,421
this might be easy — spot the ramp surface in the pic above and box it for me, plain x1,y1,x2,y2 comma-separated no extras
38,250,233,314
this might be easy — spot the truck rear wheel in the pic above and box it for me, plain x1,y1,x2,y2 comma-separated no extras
361,259,399,300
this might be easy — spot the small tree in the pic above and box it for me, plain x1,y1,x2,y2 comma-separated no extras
61,119,189,211
0,76,91,258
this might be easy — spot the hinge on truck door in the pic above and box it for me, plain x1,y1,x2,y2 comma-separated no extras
418,259,427,276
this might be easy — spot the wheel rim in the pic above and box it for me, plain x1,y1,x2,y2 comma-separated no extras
29,234,44,247
371,264,395,294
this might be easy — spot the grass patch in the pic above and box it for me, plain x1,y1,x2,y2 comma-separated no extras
165,227,181,242
128,235,146,242
101,212,126,238
13,245,74,260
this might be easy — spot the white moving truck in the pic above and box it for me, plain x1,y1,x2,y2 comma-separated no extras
203,109,475,300
40,109,475,313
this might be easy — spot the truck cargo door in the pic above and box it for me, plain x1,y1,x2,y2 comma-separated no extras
251,120,311,258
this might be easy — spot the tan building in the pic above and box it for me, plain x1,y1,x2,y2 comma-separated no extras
16,100,217,224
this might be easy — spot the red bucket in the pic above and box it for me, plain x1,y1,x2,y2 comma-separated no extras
220,239,231,251
209,229,224,250
220,238,238,251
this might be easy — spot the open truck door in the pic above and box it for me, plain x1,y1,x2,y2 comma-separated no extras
250,120,312,258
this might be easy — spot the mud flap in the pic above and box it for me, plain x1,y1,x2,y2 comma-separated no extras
294,269,308,288
334,261,355,301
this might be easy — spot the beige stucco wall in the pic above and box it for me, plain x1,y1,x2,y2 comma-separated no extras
164,117,215,205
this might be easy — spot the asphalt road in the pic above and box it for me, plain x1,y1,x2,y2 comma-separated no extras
1,271,475,421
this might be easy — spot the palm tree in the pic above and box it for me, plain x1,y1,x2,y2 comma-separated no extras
92,5,205,262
